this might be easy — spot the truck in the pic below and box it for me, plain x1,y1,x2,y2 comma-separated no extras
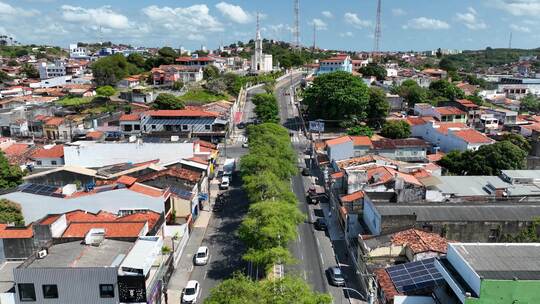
223,158,236,178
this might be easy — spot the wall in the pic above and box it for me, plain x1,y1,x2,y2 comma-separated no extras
14,267,119,304
34,157,64,167
362,199,381,234
25,171,95,188
466,279,540,304
328,141,354,162
3,238,35,260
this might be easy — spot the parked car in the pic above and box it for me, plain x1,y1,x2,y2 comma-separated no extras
194,246,209,265
181,280,201,303
314,218,327,230
327,266,346,287
301,167,310,176
220,176,230,190
237,122,246,129
242,142,249,148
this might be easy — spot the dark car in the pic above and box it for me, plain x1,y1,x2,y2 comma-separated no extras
327,266,346,287
237,122,246,129
314,218,327,230
301,167,310,176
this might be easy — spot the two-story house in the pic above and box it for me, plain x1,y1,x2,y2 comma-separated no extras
317,54,353,75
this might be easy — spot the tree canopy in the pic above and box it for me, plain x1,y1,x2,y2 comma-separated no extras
520,94,540,113
252,93,279,123
0,152,23,190
303,71,369,121
95,86,116,97
438,141,527,175
152,93,185,110
381,120,411,139
203,65,220,80
428,80,465,103
394,80,428,107
347,125,374,137
205,274,332,304
91,54,140,86
359,64,387,81
21,63,39,79
0,199,24,225
367,87,390,127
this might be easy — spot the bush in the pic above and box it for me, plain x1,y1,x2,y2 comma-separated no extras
381,120,411,139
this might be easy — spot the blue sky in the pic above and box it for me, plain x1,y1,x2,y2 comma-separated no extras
1,0,539,51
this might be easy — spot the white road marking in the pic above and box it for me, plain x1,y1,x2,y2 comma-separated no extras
304,270,307,280
204,271,208,280
320,252,324,265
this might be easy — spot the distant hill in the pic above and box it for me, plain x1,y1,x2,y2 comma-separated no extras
443,47,540,73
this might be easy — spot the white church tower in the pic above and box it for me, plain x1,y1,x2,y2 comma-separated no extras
251,13,273,73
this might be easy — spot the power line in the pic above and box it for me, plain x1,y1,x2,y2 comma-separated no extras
373,0,382,54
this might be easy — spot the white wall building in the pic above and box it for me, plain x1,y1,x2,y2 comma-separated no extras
39,61,66,80
69,44,88,59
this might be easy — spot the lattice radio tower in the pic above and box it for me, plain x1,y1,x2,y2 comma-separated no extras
293,0,300,50
373,0,382,54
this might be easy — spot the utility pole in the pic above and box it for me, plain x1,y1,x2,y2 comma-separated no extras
312,22,316,51
373,0,382,57
293,0,300,50
508,32,513,49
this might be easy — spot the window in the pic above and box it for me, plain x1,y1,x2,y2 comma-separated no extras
205,125,211,130
182,125,189,130
134,124,140,131
124,125,133,132
99,284,114,298
51,161,57,166
36,161,42,166
151,125,156,130
42,285,58,299
165,125,172,132
18,283,36,301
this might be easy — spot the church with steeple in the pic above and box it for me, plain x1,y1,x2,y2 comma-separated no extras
251,13,273,73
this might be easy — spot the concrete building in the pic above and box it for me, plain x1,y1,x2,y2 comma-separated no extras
414,104,467,123
39,61,66,80
317,54,353,75
69,44,88,59
435,243,540,304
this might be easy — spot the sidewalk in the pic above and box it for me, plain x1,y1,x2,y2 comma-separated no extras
166,210,212,303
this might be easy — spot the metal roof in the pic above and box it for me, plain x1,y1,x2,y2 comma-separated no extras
435,176,509,196
451,243,540,280
375,204,540,222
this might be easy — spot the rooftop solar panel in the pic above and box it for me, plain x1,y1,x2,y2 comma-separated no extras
386,258,446,293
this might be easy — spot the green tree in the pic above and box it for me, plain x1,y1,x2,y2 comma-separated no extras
520,94,540,113
205,78,227,95
367,87,390,127
0,199,24,225
0,152,23,190
152,93,185,110
126,53,146,69
501,133,531,154
439,57,457,72
21,63,39,78
205,274,332,304
395,79,428,107
203,65,220,80
252,93,279,123
243,171,296,203
95,85,116,98
171,80,184,91
429,79,465,102
466,94,484,106
0,71,11,83
92,54,140,86
381,120,411,139
303,71,369,120
359,64,387,81
347,125,374,137
156,47,178,65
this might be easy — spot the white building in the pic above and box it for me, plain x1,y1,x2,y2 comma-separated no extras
251,14,273,73
39,61,66,80
69,44,88,59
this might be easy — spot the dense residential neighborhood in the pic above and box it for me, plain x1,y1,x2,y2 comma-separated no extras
1,1,540,304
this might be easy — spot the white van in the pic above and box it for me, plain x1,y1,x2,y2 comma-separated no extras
220,176,230,190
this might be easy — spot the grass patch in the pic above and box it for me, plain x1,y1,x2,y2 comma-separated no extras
179,89,230,105
57,97,93,107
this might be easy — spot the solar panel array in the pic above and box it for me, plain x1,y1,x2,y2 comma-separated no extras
386,258,445,293
20,184,62,197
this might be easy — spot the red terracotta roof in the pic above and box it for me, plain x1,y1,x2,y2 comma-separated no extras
194,139,217,149
406,116,433,126
350,136,373,147
116,211,161,231
3,143,31,157
435,106,466,116
453,129,493,144
66,210,117,222
145,110,218,118
44,117,65,127
374,268,401,303
40,214,61,225
128,183,164,197
427,152,445,162
85,131,103,140
331,171,345,179
62,222,146,238
0,224,33,239
176,56,216,62
325,136,352,147
341,191,365,203
186,156,209,165
119,113,140,121
31,145,64,159
435,122,467,135
138,167,202,183
391,228,448,254
456,99,478,108
117,175,137,186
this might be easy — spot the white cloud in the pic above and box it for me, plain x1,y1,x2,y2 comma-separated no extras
344,12,372,29
493,0,540,17
215,2,253,24
61,5,129,29
311,18,327,30
187,33,206,41
402,17,450,30
456,7,487,30
510,23,531,32
142,4,223,34
322,11,333,18
0,1,39,18
392,8,407,16
339,31,354,37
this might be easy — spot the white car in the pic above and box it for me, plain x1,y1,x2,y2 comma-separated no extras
220,176,230,190
181,280,201,304
242,142,249,148
194,246,209,266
